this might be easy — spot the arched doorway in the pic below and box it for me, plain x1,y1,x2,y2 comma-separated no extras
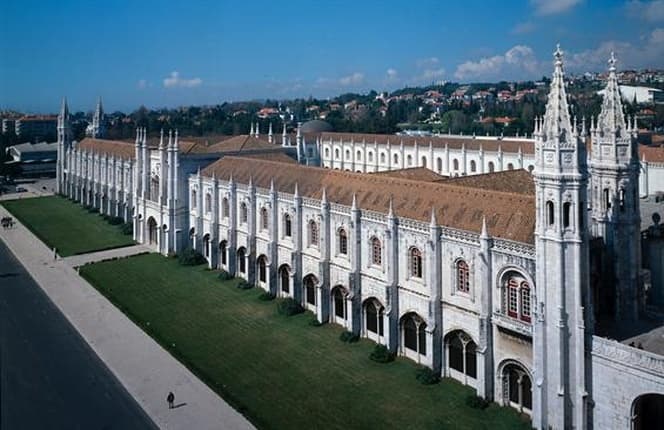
147,217,158,245
500,361,532,414
445,330,477,387
219,240,227,267
331,286,348,326
202,234,210,259
363,298,385,343
278,264,291,295
632,393,664,430
303,274,318,310
189,227,195,249
256,255,268,285
401,312,427,362
237,247,246,275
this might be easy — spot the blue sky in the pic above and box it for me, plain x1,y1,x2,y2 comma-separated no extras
1,0,663,112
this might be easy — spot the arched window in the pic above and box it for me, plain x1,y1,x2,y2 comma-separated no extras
368,151,374,162
324,148,330,158
380,152,386,164
421,156,427,167
546,201,554,226
338,228,348,255
334,148,340,159
260,207,269,230
219,240,227,265
403,313,427,356
453,159,459,170
456,260,470,293
332,287,347,319
283,213,292,237
222,197,229,218
563,202,571,228
279,265,290,293
507,163,514,170
356,150,362,161
504,363,532,412
603,188,611,210
370,237,382,266
447,331,477,380
488,161,495,172
470,160,476,173
345,149,350,160
365,300,385,336
237,247,246,274
503,274,533,323
304,275,317,305
203,234,210,258
407,154,413,166
410,248,422,278
205,193,211,213
437,157,443,172
191,189,197,208
308,220,319,247
393,153,399,165
240,202,248,224
257,255,267,283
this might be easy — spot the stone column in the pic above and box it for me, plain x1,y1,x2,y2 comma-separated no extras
316,188,330,323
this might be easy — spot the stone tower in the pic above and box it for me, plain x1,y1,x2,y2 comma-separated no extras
589,53,641,321
532,45,591,430
88,96,106,138
56,97,72,194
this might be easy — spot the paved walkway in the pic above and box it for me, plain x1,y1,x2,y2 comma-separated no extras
63,244,152,267
0,204,254,430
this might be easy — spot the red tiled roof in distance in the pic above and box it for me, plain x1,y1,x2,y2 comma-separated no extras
372,167,447,182
201,156,536,244
76,138,135,159
438,169,535,195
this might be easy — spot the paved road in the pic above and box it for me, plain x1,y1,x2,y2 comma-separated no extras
0,241,157,430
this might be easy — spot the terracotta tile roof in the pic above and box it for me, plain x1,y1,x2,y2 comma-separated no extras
640,144,664,163
319,132,535,154
438,169,535,195
239,152,297,164
201,157,536,244
76,138,135,159
372,167,447,182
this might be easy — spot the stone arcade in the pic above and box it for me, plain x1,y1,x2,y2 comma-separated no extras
57,48,664,429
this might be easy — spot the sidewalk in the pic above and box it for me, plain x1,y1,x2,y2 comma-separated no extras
0,204,254,430
62,244,152,267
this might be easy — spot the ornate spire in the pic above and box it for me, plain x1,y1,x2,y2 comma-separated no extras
268,122,273,143
430,207,437,227
250,122,254,136
255,122,260,137
597,52,627,137
480,215,489,239
321,187,328,205
351,193,357,211
541,44,573,144
388,197,394,219
270,178,275,194
59,97,69,120
159,129,164,149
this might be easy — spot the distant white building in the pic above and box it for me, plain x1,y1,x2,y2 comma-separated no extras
599,85,663,104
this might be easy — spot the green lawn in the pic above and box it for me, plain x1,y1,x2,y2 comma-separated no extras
80,253,531,430
2,196,134,256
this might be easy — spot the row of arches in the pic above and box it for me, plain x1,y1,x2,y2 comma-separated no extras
323,147,534,175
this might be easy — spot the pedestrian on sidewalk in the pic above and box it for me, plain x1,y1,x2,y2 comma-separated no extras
167,391,175,409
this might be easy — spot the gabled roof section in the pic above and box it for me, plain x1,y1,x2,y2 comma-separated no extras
201,157,536,244
76,138,135,159
438,169,535,195
372,167,447,182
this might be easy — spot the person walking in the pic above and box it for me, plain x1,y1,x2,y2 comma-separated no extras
167,392,175,409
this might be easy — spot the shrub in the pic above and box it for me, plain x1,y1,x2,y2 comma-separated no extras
178,248,206,266
218,270,233,281
277,298,304,316
87,206,99,214
120,222,133,235
107,216,124,225
236,279,253,290
465,394,489,410
339,331,359,343
307,313,322,326
258,292,276,301
415,367,440,385
369,344,395,363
